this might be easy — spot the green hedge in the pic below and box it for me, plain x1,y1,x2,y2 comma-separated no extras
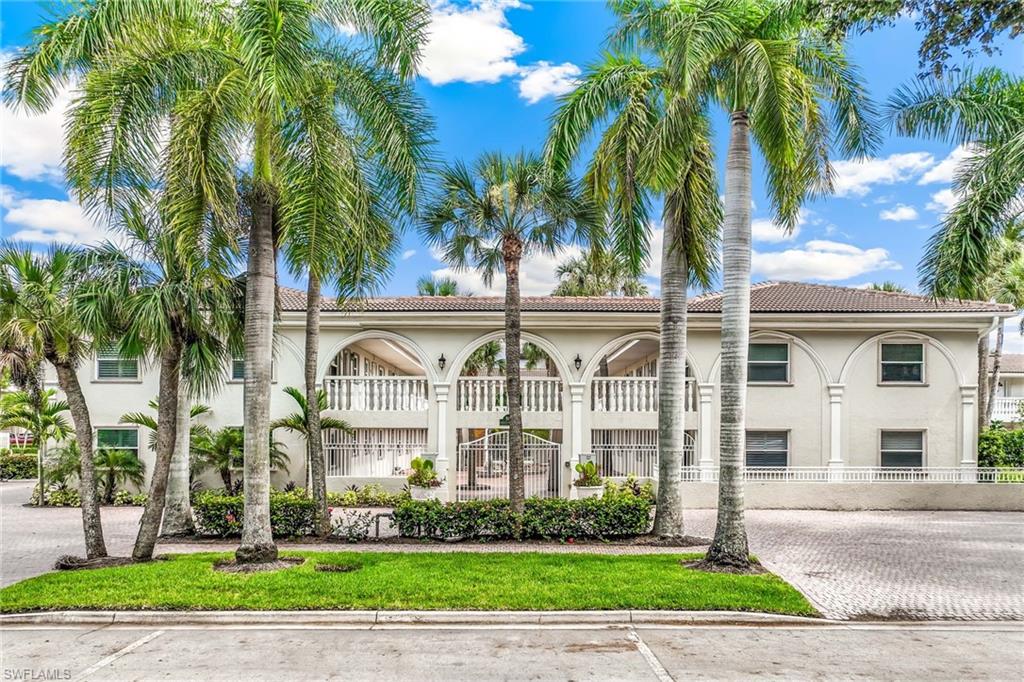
192,490,316,537
393,495,653,541
979,425,1024,468
0,453,38,480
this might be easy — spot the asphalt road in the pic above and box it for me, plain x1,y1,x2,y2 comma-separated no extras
2,622,1021,681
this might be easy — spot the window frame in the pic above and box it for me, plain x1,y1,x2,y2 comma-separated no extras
93,346,141,383
744,429,790,468
878,429,927,468
747,341,792,385
877,340,927,386
94,426,141,460
228,355,277,383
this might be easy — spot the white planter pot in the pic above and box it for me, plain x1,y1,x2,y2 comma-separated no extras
575,485,604,499
410,485,439,501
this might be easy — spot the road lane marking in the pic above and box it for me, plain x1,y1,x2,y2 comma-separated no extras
70,629,164,681
628,627,674,682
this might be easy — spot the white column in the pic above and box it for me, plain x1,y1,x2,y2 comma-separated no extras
568,382,585,499
960,385,978,482
434,383,452,501
827,383,845,481
697,383,715,482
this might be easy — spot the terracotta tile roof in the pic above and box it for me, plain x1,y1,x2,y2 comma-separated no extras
991,354,1024,374
279,281,1013,315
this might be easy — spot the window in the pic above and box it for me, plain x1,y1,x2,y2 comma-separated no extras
96,428,139,459
231,355,245,381
748,343,789,383
880,343,924,383
745,431,788,468
880,430,924,467
95,345,138,380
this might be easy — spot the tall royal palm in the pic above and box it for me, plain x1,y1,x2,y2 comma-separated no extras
6,0,431,563
422,152,597,513
0,246,108,558
546,48,722,536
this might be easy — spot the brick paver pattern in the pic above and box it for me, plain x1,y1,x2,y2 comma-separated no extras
2,480,1021,620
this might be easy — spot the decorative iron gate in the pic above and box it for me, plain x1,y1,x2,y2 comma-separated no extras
456,431,561,501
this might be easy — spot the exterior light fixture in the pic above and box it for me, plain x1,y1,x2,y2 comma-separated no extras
574,354,582,370
438,354,446,370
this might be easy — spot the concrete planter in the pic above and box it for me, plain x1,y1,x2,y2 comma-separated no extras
410,485,440,501
574,485,604,499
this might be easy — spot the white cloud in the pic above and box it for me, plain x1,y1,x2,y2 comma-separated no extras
998,315,1024,354
752,239,900,281
0,82,72,183
517,61,580,104
401,249,416,261
751,211,806,243
879,204,919,222
431,243,583,296
918,145,973,185
420,0,526,85
926,188,960,214
1,186,112,245
831,152,936,197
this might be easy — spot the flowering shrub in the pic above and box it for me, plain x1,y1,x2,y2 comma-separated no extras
192,489,316,537
393,495,652,541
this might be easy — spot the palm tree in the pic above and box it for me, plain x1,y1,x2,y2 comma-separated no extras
422,151,597,513
979,230,1024,424
0,388,71,505
192,426,290,493
94,448,146,504
82,209,239,560
119,399,212,535
6,0,431,565
868,281,910,293
0,246,108,557
464,341,506,377
552,249,649,296
545,28,722,536
416,276,462,296
270,386,352,535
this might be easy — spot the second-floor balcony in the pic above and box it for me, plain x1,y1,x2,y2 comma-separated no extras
456,377,563,412
591,377,697,413
323,376,429,411
992,397,1023,423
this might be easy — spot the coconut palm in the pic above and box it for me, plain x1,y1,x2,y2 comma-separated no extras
6,0,431,564
545,29,723,536
0,388,71,505
552,248,649,297
0,246,107,557
416,276,462,296
422,151,597,513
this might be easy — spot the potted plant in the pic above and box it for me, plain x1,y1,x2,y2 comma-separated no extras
573,461,604,499
407,457,442,501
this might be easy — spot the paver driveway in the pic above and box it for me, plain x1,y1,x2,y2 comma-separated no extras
2,480,1022,620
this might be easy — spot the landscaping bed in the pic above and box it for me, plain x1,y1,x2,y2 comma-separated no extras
0,551,815,615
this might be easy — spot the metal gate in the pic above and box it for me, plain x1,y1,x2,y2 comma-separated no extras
456,431,561,501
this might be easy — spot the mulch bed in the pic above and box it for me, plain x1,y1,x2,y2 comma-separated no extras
213,557,306,574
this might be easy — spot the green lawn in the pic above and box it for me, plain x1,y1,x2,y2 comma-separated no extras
0,551,815,615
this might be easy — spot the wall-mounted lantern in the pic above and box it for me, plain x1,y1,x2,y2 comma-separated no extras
574,354,582,371
438,354,447,370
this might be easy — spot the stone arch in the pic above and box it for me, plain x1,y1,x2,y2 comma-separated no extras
445,330,573,384
316,330,438,383
838,330,966,385
580,330,704,384
708,330,834,384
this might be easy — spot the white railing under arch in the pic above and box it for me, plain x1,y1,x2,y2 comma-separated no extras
455,431,561,501
456,377,563,412
323,376,429,411
992,397,1023,422
591,377,697,412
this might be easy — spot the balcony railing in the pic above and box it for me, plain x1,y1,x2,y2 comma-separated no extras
324,442,424,477
323,376,429,411
678,466,1024,483
456,377,563,412
591,377,697,413
992,397,1023,422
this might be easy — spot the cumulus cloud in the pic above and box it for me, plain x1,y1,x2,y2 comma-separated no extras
752,240,900,281
420,0,526,85
831,152,936,197
999,315,1024,354
0,81,72,183
750,211,807,243
431,243,583,296
926,188,960,214
401,249,416,261
879,204,919,222
918,145,973,185
1,185,113,245
517,61,580,104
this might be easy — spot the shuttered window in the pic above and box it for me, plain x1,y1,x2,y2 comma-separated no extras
745,431,788,468
96,428,139,458
231,356,245,381
880,343,924,383
95,346,138,380
748,343,789,383
880,430,924,467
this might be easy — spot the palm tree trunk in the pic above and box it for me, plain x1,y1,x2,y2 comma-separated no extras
37,438,47,507
985,323,1004,425
133,339,183,560
161,372,194,536
304,272,329,536
653,206,687,537
977,335,990,434
51,359,107,559
706,111,752,569
504,238,525,515
236,182,279,564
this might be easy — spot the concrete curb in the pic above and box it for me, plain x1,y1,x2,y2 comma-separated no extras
0,609,830,627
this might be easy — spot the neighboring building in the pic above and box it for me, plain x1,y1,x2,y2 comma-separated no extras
991,353,1024,423
50,281,1023,510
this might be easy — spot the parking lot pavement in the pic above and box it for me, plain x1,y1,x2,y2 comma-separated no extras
2,622,1021,681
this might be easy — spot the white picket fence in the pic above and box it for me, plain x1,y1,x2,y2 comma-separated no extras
455,431,561,500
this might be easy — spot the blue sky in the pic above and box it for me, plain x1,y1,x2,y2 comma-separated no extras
1,0,1021,309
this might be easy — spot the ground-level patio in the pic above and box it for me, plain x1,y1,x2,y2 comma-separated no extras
2,480,1021,620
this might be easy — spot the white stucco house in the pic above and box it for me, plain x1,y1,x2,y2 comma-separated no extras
59,281,1023,510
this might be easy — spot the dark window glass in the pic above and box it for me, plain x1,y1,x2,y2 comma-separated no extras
749,343,789,383
880,343,924,383
745,431,788,467
880,430,923,467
